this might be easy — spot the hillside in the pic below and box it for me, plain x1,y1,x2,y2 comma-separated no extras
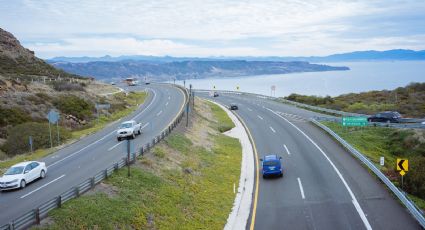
0,28,125,160
284,82,425,118
0,28,81,79
51,60,349,80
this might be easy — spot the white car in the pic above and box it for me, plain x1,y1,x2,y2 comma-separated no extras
116,120,142,141
0,161,47,190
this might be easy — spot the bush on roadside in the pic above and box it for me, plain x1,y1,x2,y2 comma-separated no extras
54,95,94,120
2,122,71,156
405,157,425,200
0,106,32,127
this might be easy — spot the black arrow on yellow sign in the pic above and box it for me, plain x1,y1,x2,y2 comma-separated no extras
396,159,408,175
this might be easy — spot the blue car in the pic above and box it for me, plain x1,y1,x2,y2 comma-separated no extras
261,155,283,178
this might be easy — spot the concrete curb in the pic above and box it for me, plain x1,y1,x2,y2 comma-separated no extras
206,100,255,230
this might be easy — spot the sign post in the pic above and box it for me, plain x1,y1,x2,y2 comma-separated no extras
29,136,33,153
396,158,409,192
47,109,60,148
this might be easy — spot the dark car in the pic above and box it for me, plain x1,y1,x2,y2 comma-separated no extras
230,103,238,110
367,111,402,123
213,92,219,97
261,155,283,178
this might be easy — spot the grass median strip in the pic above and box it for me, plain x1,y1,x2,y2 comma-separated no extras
37,98,242,229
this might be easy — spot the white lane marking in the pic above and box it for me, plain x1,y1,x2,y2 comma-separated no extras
266,108,372,230
141,122,149,129
165,102,169,106
168,96,171,100
108,142,122,151
48,89,157,169
257,115,263,120
156,110,162,116
297,177,305,199
269,126,276,133
247,108,253,111
20,174,66,199
284,144,291,155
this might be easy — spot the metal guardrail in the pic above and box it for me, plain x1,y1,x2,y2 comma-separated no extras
0,84,190,230
310,119,425,228
195,89,425,129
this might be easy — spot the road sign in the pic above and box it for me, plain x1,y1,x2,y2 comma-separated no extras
380,157,384,166
271,85,276,91
236,86,240,90
47,109,60,124
213,85,216,89
397,159,408,172
95,103,111,110
342,117,367,127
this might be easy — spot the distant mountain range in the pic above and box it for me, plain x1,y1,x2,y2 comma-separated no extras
47,49,425,63
50,60,349,81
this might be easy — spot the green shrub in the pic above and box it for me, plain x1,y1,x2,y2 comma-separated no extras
0,106,31,127
405,157,425,200
2,122,71,156
54,95,94,120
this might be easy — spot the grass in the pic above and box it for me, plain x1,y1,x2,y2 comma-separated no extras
321,121,425,211
206,101,235,132
0,92,147,173
321,122,396,169
39,100,242,229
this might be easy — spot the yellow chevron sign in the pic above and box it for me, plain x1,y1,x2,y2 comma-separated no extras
396,159,408,176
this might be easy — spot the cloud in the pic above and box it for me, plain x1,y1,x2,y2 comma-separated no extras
1,0,425,57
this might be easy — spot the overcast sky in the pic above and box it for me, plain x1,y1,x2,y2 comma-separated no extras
1,0,425,58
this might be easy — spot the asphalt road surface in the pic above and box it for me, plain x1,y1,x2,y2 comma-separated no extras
199,91,421,230
0,83,186,225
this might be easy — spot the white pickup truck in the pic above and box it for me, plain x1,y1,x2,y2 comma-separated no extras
116,120,142,141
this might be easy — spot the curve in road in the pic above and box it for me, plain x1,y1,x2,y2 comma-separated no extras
199,91,421,230
0,83,186,225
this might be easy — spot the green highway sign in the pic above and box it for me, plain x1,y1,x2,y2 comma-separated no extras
342,117,368,127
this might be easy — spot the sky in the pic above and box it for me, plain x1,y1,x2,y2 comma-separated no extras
1,0,425,58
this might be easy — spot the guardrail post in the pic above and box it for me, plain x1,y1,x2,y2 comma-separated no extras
140,146,144,156
75,187,80,197
91,177,95,188
11,222,15,230
34,208,40,225
57,196,62,208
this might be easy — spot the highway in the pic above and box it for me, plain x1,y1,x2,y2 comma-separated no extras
199,91,421,230
0,83,186,225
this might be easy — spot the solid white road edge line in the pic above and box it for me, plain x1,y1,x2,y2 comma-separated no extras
284,144,291,155
269,126,276,133
266,108,372,230
207,100,255,230
20,174,66,199
48,89,157,169
297,177,305,199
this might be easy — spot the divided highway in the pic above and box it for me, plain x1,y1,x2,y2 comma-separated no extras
0,83,186,225
199,91,421,230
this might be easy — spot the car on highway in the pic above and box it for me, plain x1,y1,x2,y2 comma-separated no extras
367,111,402,123
261,155,283,178
117,120,142,141
0,161,47,190
213,92,219,97
229,103,238,110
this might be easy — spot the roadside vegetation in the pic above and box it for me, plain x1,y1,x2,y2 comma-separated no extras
283,82,425,117
38,99,242,229
321,122,425,210
0,90,147,173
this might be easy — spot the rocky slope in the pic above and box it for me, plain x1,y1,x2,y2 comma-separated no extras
0,28,80,78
